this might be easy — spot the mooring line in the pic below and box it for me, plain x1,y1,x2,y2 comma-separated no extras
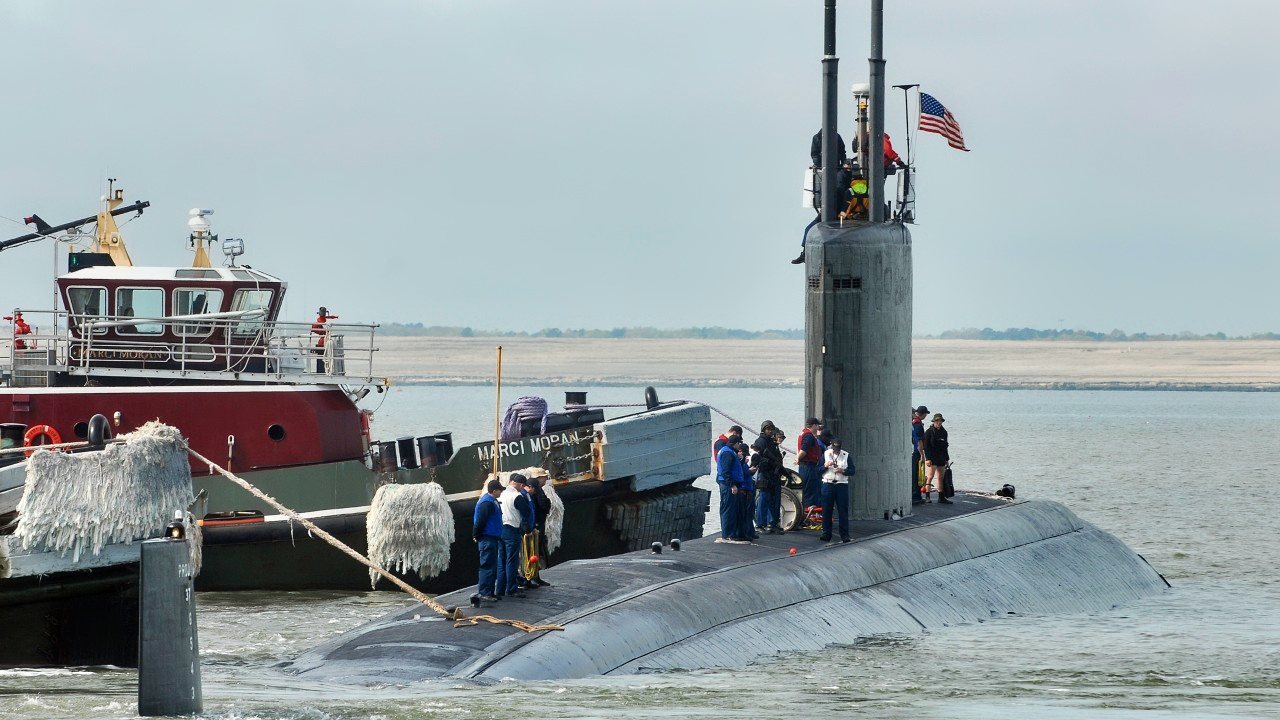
184,444,562,634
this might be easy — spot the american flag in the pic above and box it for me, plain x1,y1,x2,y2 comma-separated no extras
919,92,969,151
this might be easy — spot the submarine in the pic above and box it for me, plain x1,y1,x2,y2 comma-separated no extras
283,497,1167,683
278,0,1171,684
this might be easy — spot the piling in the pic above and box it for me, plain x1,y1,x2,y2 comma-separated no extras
137,535,202,716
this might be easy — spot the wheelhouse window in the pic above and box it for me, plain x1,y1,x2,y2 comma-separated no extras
230,289,274,334
174,288,225,336
66,286,107,334
115,287,165,334
175,269,222,279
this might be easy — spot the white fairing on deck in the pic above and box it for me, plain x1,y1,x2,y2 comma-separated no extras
597,404,712,491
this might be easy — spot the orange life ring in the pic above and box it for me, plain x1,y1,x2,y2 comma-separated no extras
23,424,62,457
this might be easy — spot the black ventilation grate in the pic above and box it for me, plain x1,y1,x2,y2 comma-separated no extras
807,276,821,289
833,276,861,290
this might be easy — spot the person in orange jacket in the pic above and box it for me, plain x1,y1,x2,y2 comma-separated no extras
312,306,338,372
6,312,32,350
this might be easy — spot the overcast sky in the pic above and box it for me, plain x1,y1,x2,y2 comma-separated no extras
1,1,1275,335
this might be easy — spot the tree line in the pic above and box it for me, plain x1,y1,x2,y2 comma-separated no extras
378,323,1278,341
378,324,805,339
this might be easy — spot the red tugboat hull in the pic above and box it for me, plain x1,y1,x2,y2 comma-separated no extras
0,385,363,476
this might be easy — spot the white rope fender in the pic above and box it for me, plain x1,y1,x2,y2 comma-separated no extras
365,482,454,589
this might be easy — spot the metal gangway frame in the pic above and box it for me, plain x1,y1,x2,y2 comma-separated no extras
1,308,386,388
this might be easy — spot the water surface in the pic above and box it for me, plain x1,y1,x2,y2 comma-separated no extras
3,388,1277,719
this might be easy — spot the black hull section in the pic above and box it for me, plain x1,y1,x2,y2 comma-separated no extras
286,498,1171,684
197,480,710,592
0,564,139,667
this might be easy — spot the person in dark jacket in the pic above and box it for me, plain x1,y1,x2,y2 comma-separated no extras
922,413,952,504
796,132,856,264
515,479,539,591
735,442,758,540
910,405,929,505
810,130,849,168
751,423,786,533
526,475,553,588
471,479,505,603
715,434,744,542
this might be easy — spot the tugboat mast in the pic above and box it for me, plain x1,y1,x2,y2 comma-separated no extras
0,181,148,256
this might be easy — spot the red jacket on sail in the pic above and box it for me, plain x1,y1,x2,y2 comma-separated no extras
883,133,902,167
797,427,823,464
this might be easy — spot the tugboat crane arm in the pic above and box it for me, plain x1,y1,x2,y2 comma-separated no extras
0,199,149,255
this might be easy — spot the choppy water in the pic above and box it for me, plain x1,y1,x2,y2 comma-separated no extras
3,388,1278,719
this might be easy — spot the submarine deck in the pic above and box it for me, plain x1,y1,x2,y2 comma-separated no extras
285,492,1167,683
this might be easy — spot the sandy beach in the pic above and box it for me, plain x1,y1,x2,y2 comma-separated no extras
371,337,1280,390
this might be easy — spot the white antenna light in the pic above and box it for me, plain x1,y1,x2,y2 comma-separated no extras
188,208,214,236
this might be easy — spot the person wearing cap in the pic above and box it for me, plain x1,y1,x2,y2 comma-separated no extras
922,413,952,504
514,478,540,591
470,479,505,604
797,418,825,512
715,433,745,543
497,473,533,597
713,425,743,458
311,306,338,373
911,405,929,505
524,475,553,588
820,438,853,543
751,423,786,534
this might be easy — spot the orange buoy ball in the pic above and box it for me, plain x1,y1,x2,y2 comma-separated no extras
529,555,538,563
788,547,798,556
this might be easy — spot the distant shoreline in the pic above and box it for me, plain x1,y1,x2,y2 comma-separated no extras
371,337,1280,391
391,379,1280,392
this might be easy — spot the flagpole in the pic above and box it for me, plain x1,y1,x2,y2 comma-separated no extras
893,83,919,167
493,345,503,478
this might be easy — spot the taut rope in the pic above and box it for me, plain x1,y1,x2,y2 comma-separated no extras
185,444,561,634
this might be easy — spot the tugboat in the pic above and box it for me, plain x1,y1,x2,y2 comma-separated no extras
0,181,713,593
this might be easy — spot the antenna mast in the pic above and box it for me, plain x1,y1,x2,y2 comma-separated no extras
819,0,840,223
868,0,886,222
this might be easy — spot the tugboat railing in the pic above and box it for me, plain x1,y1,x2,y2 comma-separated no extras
2,309,385,387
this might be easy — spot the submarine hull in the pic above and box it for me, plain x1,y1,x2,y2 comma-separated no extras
284,495,1169,683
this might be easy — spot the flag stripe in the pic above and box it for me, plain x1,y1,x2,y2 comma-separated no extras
919,92,969,152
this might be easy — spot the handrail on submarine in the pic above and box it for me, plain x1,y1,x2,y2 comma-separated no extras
0,200,150,254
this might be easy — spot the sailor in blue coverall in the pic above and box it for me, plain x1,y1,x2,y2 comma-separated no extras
471,479,505,601
715,435,743,540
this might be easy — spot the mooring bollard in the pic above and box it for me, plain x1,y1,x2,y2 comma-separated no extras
137,522,202,716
